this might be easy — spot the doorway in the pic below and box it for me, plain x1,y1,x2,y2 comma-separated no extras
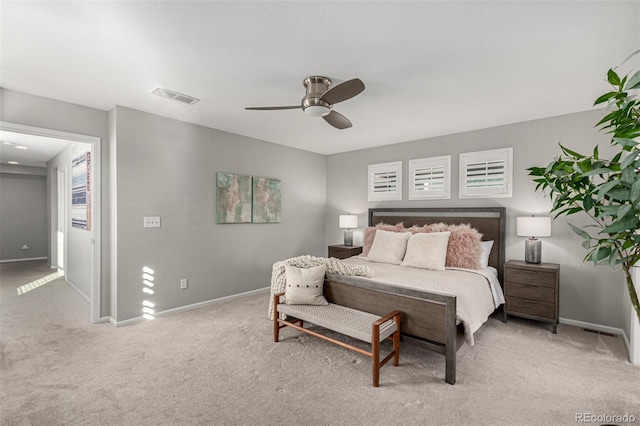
0,121,101,323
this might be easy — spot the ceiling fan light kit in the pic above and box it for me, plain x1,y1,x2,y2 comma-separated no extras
304,105,330,117
245,76,365,129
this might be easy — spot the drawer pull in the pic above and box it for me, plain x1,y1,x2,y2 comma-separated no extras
520,270,538,275
521,300,537,304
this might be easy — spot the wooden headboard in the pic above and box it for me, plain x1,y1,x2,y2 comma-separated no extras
368,207,506,284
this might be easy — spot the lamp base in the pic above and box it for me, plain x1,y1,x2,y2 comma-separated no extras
343,230,353,246
525,238,542,264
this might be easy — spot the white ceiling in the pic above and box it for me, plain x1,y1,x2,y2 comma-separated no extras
0,131,72,167
1,1,639,159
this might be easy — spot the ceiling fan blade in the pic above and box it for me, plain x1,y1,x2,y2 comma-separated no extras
323,110,352,129
245,106,302,110
320,78,365,105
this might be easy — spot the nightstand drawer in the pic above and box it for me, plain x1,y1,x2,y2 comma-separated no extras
505,296,555,320
328,245,363,260
504,281,555,303
505,268,556,288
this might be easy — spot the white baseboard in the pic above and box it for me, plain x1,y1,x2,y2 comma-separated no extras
0,257,48,264
559,317,625,336
621,332,632,364
559,317,638,365
66,279,90,303
111,287,270,327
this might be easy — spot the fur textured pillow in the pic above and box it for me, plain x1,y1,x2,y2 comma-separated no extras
362,222,405,256
409,222,483,269
407,224,440,234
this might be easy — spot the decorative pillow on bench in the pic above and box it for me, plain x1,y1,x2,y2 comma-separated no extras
284,264,328,305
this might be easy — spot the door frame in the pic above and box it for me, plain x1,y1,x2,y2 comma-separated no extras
1,121,102,323
56,166,67,272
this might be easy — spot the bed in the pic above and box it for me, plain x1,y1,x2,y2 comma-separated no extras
322,207,506,385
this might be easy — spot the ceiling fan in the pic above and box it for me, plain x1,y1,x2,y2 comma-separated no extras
245,76,365,129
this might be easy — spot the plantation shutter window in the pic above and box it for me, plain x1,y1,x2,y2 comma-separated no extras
459,148,513,198
409,156,451,200
368,161,402,201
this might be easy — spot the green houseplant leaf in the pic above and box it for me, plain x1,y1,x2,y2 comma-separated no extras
624,70,640,90
529,57,640,325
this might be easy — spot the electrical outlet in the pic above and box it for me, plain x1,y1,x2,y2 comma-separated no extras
143,217,161,228
180,278,188,289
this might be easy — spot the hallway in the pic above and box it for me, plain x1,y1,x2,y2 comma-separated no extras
1,261,88,329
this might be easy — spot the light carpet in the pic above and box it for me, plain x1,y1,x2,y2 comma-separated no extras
1,261,638,425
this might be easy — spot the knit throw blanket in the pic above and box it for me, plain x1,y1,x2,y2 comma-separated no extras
268,255,373,320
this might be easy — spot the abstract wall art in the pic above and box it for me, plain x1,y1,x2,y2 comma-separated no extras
252,177,281,223
216,172,252,223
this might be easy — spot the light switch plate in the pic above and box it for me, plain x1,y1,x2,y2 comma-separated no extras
144,217,161,228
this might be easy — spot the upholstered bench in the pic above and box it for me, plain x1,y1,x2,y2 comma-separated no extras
273,293,401,387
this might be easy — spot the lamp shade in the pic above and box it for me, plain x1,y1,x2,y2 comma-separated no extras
339,214,358,229
516,216,551,238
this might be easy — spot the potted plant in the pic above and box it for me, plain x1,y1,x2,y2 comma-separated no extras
528,56,640,324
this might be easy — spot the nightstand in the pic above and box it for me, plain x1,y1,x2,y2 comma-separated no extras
328,245,363,260
504,260,560,333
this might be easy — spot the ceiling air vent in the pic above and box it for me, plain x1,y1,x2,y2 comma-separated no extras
151,87,200,105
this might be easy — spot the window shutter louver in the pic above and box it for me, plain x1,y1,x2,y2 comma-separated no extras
465,160,506,188
368,161,402,201
409,156,451,200
372,171,398,193
459,148,513,198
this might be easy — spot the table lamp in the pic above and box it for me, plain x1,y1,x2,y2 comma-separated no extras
517,215,551,264
339,214,358,246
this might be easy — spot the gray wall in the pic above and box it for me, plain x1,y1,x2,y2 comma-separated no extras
2,87,629,333
0,88,111,315
0,167,47,261
112,106,327,321
48,142,93,298
1,89,327,323
326,110,626,330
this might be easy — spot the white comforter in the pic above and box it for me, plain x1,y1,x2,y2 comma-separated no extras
328,256,505,346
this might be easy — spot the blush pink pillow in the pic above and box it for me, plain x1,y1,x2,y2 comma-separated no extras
362,222,405,256
437,223,483,269
408,222,482,269
407,224,441,234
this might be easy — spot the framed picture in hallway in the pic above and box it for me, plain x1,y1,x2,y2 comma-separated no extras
71,151,91,230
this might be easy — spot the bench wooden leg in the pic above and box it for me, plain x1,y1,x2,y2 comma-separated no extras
273,294,282,342
372,326,380,387
372,310,401,387
393,315,400,367
274,316,280,342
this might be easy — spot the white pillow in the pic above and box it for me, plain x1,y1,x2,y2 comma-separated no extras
284,265,328,305
401,232,451,271
366,230,411,265
479,240,494,269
